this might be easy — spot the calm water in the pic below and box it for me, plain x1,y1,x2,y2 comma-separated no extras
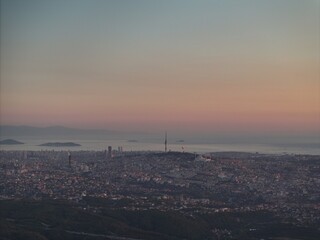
1,135,319,155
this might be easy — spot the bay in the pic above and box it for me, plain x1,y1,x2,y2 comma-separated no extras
0,134,319,155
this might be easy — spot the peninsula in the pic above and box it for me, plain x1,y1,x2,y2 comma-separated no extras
39,142,81,147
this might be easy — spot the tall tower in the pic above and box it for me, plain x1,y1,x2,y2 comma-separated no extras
108,146,112,158
165,132,167,152
68,152,71,167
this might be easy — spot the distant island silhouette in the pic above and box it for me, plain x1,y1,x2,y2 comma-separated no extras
127,140,138,142
39,142,81,147
0,139,24,145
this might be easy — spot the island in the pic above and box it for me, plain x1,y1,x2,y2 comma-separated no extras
39,142,81,147
127,140,138,143
0,139,24,145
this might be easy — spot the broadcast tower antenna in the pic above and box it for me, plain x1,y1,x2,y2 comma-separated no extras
165,132,167,152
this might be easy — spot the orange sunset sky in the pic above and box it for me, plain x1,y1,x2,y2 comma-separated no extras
1,0,319,135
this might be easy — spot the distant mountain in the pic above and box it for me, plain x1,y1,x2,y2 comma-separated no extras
0,125,117,137
0,139,24,145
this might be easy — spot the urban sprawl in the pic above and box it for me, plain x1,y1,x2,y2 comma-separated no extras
1,150,319,229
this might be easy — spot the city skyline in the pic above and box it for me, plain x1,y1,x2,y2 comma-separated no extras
1,0,319,135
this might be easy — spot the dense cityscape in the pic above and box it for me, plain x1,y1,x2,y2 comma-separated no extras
1,0,319,239
0,149,319,239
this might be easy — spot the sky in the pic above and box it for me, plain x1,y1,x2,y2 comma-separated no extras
1,0,319,136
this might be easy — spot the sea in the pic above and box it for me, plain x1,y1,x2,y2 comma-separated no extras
1,134,319,155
